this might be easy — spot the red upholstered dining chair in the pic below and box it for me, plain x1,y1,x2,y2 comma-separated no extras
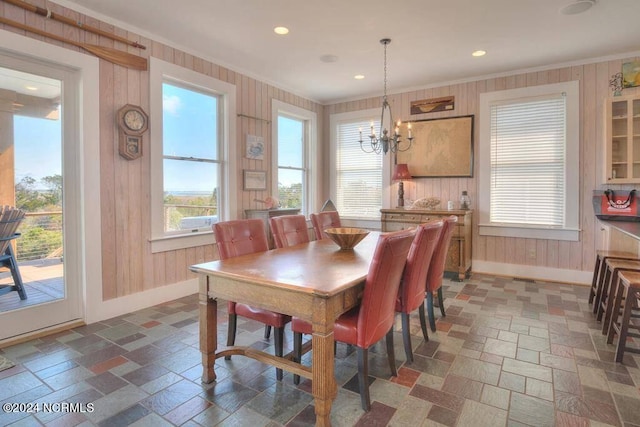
292,228,416,411
212,219,291,380
269,215,310,248
310,211,341,240
395,220,443,362
425,215,458,331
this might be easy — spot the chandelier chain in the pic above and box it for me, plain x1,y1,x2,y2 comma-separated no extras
383,40,388,101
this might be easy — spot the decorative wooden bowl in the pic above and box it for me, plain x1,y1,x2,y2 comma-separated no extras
324,227,369,250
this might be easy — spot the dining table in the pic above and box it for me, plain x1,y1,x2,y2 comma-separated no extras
190,231,380,426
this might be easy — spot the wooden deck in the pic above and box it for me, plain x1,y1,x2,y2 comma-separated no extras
0,261,64,312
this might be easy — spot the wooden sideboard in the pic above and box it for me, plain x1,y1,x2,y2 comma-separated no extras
244,208,301,249
380,208,472,281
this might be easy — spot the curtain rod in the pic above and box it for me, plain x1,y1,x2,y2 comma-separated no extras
237,113,271,124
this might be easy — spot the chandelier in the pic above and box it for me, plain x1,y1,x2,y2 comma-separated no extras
359,38,413,155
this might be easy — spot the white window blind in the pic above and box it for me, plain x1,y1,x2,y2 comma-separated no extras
336,119,382,219
489,95,566,227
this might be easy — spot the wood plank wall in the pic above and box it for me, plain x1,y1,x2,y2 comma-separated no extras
326,60,640,275
0,1,323,300
3,0,640,297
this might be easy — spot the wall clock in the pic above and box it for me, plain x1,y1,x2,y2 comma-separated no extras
117,104,148,160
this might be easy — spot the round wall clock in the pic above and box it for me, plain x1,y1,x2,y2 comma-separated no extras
117,104,148,135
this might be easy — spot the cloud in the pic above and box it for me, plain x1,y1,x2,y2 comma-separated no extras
163,94,182,115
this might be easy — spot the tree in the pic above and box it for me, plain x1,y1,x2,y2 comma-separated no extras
41,174,62,207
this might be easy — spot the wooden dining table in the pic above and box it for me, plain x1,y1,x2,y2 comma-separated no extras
190,231,380,426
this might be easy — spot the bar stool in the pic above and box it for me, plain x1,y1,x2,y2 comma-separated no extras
590,250,638,309
596,259,640,333
605,270,640,363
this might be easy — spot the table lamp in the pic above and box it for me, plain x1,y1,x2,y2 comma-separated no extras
392,163,412,207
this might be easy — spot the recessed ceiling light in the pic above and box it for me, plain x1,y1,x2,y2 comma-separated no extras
354,75,365,80
560,0,596,15
472,50,486,57
320,54,339,63
25,85,38,91
273,26,289,35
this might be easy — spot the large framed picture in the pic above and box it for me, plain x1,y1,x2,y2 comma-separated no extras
243,170,267,190
396,115,474,177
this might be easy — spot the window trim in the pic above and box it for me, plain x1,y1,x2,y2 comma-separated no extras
271,99,318,216
329,108,391,222
478,81,580,241
149,57,237,253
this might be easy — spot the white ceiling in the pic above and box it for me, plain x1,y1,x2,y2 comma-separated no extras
53,0,640,104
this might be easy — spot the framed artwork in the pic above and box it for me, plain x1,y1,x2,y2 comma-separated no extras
246,134,265,160
243,170,267,190
396,115,474,178
622,60,640,88
410,96,454,115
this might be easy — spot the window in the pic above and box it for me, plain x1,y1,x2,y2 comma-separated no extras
162,83,221,233
479,81,579,241
330,110,383,220
277,115,305,211
150,58,237,252
271,100,317,216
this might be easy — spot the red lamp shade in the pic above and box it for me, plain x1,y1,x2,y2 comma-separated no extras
392,163,412,181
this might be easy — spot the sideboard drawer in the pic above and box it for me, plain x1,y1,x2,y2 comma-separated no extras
381,221,417,232
382,213,422,223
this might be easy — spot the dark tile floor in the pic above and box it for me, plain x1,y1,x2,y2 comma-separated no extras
1,274,640,426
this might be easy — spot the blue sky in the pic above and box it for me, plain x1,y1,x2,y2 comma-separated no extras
14,115,61,188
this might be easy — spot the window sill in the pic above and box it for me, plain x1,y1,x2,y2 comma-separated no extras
479,224,580,241
150,231,214,253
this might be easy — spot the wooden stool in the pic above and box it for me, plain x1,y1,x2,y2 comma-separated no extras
596,259,640,333
590,250,638,309
605,270,640,363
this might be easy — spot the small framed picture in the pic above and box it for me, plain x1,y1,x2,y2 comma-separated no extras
246,134,264,160
243,170,267,190
622,60,640,88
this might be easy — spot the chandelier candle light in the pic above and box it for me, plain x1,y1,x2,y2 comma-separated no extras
359,38,413,155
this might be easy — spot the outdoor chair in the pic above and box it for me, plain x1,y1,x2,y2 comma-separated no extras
0,206,27,300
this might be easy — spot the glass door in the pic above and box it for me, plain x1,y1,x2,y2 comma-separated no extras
0,59,81,340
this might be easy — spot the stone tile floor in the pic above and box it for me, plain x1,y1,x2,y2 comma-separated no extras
1,273,640,426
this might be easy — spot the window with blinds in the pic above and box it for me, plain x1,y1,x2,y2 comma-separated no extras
489,95,566,227
478,81,579,241
335,119,382,219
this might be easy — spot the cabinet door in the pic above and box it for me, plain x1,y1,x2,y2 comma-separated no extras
632,98,640,179
609,99,629,181
606,96,640,183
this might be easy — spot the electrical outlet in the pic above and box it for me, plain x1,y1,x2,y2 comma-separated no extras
528,248,536,259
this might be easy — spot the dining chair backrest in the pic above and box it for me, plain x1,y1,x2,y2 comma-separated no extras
425,215,458,293
213,219,269,260
310,211,341,240
269,214,310,248
356,228,415,348
396,220,443,313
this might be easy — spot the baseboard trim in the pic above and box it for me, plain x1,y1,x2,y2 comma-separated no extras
472,260,591,285
86,278,199,324
0,319,85,349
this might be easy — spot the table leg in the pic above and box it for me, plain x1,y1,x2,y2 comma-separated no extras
199,276,217,383
311,329,337,426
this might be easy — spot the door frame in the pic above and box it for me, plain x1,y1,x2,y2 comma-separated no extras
0,29,102,339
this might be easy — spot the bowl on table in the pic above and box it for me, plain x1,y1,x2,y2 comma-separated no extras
324,227,369,250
